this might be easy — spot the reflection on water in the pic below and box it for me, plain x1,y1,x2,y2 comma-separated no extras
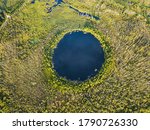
52,31,105,81
46,0,100,20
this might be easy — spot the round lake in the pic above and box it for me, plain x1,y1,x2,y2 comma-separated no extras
52,31,105,81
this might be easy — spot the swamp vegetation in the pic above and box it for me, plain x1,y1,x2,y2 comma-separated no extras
0,0,150,112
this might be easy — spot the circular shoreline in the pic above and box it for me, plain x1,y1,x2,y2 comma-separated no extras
52,31,105,81
43,28,114,90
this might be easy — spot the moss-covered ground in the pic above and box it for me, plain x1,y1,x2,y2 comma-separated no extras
0,0,150,112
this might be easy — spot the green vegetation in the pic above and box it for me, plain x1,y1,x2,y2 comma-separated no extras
0,0,150,112
0,0,24,25
44,28,114,90
0,0,24,13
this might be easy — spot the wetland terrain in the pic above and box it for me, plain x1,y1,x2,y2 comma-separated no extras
0,0,150,112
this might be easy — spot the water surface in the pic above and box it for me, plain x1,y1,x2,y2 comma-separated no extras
52,31,105,81
47,0,100,20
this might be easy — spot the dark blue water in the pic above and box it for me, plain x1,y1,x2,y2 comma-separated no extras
52,31,105,81
47,0,63,13
46,0,100,20
69,5,100,20
31,0,36,4
31,0,100,20
56,0,63,4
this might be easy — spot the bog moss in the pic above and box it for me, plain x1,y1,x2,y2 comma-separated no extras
43,28,114,92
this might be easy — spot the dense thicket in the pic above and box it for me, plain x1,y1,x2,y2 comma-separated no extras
0,0,24,25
